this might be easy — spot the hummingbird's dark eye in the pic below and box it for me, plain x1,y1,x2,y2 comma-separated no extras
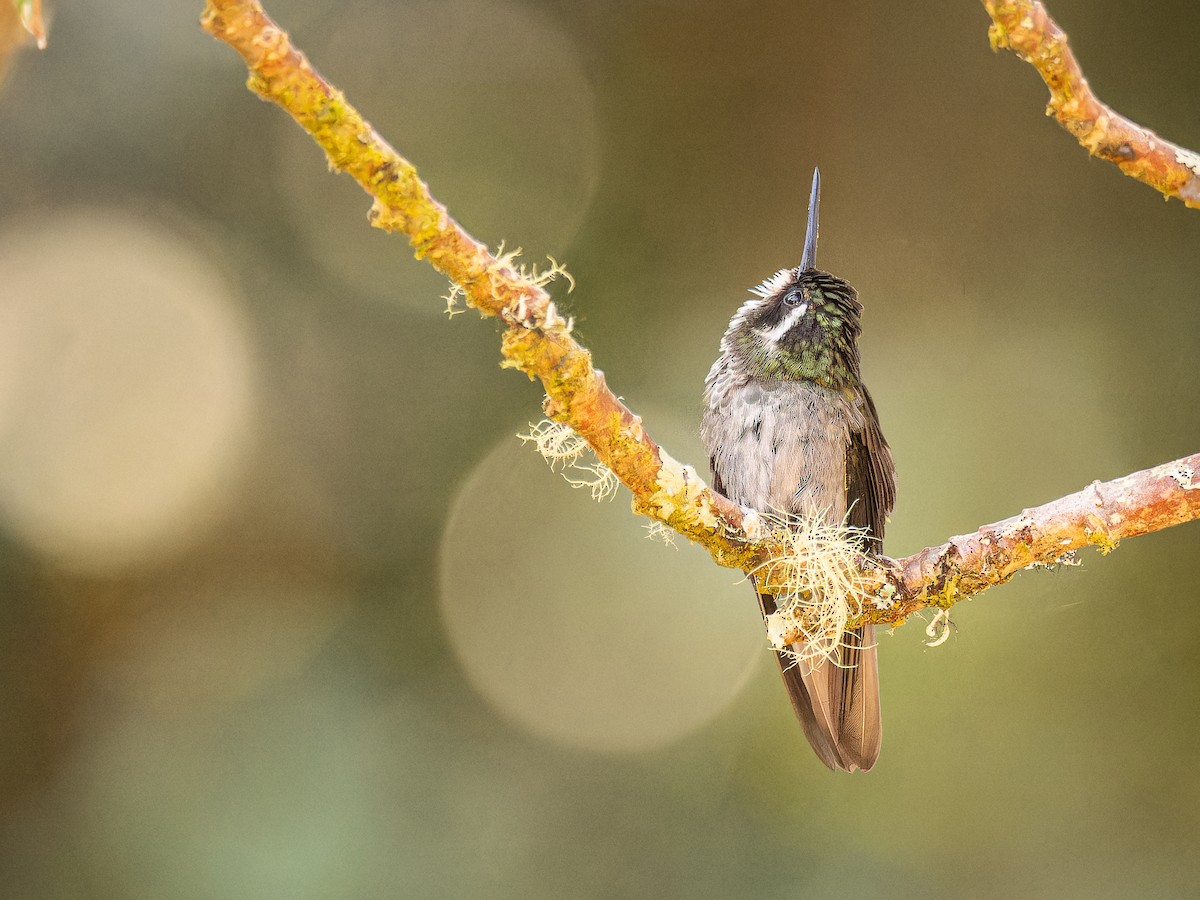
784,291,805,307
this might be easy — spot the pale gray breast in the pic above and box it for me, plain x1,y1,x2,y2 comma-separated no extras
701,371,864,523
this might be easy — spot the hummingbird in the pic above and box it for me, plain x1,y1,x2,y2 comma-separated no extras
700,169,896,772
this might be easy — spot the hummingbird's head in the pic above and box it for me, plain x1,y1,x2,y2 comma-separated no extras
719,169,864,387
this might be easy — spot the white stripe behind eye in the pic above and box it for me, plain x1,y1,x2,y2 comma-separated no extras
762,302,808,343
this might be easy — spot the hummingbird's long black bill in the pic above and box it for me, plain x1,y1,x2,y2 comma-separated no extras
800,167,820,272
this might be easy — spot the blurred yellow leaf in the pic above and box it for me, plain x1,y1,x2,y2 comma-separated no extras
1,0,46,84
17,0,46,48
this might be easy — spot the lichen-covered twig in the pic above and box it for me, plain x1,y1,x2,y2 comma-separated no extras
982,0,1200,209
786,453,1200,640
201,0,1200,638
199,0,770,575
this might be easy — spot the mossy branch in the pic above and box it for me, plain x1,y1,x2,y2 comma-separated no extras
982,0,1200,208
776,454,1200,643
199,0,768,575
201,0,1200,638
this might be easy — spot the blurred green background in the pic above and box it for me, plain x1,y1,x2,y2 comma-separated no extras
1,1,1199,897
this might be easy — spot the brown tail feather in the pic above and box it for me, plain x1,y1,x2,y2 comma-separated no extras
828,624,881,771
758,586,882,772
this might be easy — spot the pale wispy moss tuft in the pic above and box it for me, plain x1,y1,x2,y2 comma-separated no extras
752,510,875,667
492,245,575,294
442,282,467,318
518,418,618,503
643,520,678,549
518,419,587,469
564,461,619,502
923,608,953,647
530,254,576,294
486,245,576,332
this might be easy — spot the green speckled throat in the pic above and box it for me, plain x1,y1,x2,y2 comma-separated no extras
730,268,864,389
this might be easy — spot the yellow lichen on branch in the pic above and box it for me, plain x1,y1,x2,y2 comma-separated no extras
982,0,1200,208
881,453,1200,624
769,452,1200,641
202,0,1200,640
199,0,772,574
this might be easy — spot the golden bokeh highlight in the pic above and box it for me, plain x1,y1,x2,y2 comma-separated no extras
439,419,764,753
0,209,256,573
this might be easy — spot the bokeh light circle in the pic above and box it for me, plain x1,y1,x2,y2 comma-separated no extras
439,419,763,753
0,209,256,573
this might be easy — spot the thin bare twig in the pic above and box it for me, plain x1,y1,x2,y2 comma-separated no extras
201,0,1200,636
982,0,1200,208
